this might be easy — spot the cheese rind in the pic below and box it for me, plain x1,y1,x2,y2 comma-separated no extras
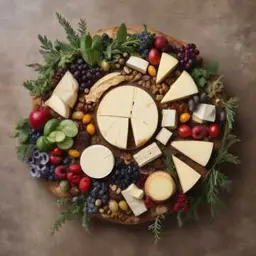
161,109,177,128
156,53,178,84
80,145,114,179
172,155,201,193
133,142,162,167
192,103,216,123
161,71,199,103
97,116,129,149
126,56,149,74
171,140,214,166
156,128,173,145
45,94,70,118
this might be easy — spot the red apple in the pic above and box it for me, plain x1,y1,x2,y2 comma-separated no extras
192,125,208,140
67,172,82,184
29,107,51,130
154,36,169,51
209,124,220,138
79,176,91,192
68,164,82,174
148,48,161,65
54,165,67,180
49,154,62,165
178,125,192,138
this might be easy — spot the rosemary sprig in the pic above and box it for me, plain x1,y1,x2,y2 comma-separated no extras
148,215,165,244
82,202,91,233
164,153,178,183
221,97,239,129
78,19,87,36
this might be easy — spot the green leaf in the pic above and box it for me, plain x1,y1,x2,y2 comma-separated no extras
16,144,34,161
198,76,207,87
18,131,29,143
116,23,127,42
92,35,102,50
205,61,219,74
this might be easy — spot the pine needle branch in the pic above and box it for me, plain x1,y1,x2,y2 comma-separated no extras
78,19,87,36
148,215,165,244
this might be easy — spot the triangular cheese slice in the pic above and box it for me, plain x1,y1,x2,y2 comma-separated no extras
161,71,198,103
171,140,214,166
53,71,79,94
156,53,178,84
53,90,78,108
97,116,129,149
97,85,134,118
45,94,70,118
172,155,201,193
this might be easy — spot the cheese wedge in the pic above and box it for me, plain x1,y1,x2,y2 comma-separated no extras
53,71,79,93
156,128,173,145
45,94,70,118
156,53,178,84
122,187,147,216
171,140,214,166
145,171,176,201
97,116,129,149
161,71,199,103
125,184,144,199
80,145,114,179
161,109,177,128
192,103,216,123
97,85,134,118
126,56,149,74
54,90,78,108
172,155,201,193
133,142,162,167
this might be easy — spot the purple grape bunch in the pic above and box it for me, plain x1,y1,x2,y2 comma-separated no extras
136,30,154,60
27,149,55,181
176,43,200,71
69,58,103,92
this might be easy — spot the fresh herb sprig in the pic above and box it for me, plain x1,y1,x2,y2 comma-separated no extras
221,97,239,129
207,75,224,98
148,215,165,244
164,154,178,183
191,62,219,88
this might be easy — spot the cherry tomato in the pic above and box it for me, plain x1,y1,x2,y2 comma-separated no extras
209,124,220,138
178,125,192,138
52,147,62,156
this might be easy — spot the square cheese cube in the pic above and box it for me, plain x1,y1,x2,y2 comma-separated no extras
161,109,177,128
126,56,149,74
192,104,216,123
156,128,173,145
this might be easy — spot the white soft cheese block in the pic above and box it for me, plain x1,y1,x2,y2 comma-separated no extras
156,53,178,84
192,103,216,123
171,140,214,166
45,94,70,118
54,90,78,108
80,145,114,179
122,187,147,216
125,184,144,199
161,109,177,128
97,85,134,118
172,155,201,193
97,116,129,149
133,142,162,167
161,71,199,103
156,128,173,145
126,56,149,74
54,71,79,93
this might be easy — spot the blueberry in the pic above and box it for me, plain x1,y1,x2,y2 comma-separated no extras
76,58,84,65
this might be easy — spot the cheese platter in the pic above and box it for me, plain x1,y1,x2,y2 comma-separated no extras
14,14,240,242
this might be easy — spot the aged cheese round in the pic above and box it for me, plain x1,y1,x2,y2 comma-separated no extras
145,171,176,201
80,145,115,179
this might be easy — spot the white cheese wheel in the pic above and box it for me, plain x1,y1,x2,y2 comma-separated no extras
80,145,114,179
172,155,201,193
145,171,176,201
171,140,214,166
97,116,129,149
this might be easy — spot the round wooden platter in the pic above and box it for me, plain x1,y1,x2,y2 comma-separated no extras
31,27,223,225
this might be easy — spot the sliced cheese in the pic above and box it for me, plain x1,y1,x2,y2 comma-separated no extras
145,171,176,201
192,103,216,123
161,109,177,128
97,85,134,118
54,90,78,108
80,145,114,179
53,71,79,93
122,187,147,216
156,128,173,145
171,140,214,166
156,53,178,84
126,56,149,74
133,142,162,167
172,155,201,193
45,94,70,118
161,71,199,103
97,116,129,149
125,184,144,199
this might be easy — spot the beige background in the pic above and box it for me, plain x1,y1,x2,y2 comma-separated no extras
1,0,255,255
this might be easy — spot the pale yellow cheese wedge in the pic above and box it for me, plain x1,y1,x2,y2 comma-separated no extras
53,71,79,93
54,90,78,108
45,94,70,118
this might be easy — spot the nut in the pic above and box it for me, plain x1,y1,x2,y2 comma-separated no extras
156,84,161,89
84,88,90,94
124,66,132,74
132,73,142,82
159,88,164,95
111,184,117,191
115,63,121,69
123,52,129,58
99,208,104,213
152,88,158,94
132,70,138,75
114,54,121,60
145,81,151,88
118,58,125,65
116,188,121,194
138,80,143,85
76,102,84,111
79,96,85,102
95,199,102,207
156,95,163,101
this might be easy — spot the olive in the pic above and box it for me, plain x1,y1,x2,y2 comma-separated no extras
193,95,200,105
109,200,119,213
188,98,196,112
219,110,226,122
200,92,209,103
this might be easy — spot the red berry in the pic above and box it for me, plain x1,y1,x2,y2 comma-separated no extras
67,172,82,184
154,36,169,51
49,154,62,165
178,124,192,138
68,164,82,174
52,147,62,156
209,124,220,138
144,196,155,209
79,176,91,192
148,48,161,65
54,165,67,179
